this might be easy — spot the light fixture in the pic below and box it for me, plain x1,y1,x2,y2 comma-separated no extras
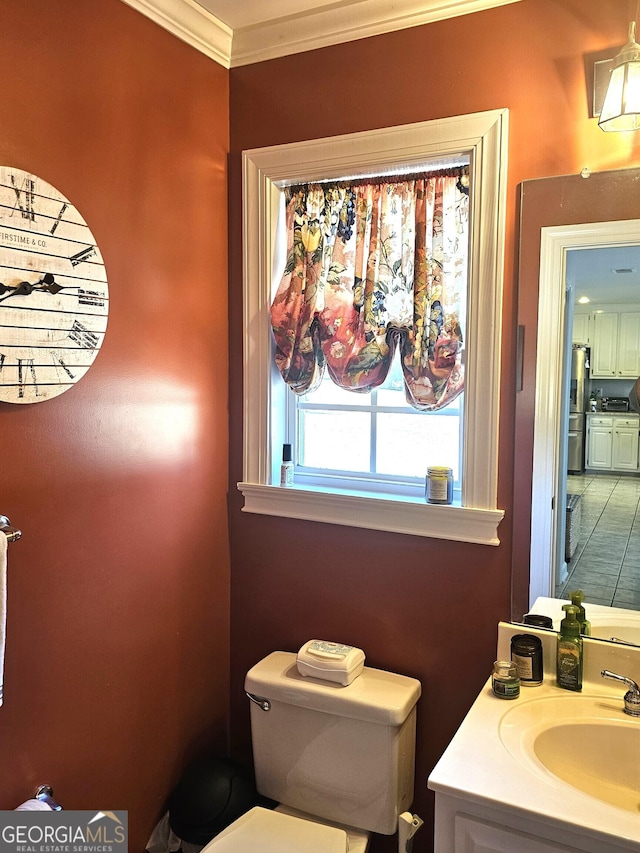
599,21,640,131
577,296,591,304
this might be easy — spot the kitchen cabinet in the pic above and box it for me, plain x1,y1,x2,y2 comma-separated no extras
587,416,613,469
591,311,640,378
572,312,590,344
612,417,640,471
586,414,640,472
618,314,640,376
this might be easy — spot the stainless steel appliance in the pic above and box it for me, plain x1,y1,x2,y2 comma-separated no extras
602,397,630,412
568,345,589,473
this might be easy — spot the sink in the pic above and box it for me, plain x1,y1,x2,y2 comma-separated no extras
535,721,640,810
499,694,640,811
527,597,640,647
590,622,640,645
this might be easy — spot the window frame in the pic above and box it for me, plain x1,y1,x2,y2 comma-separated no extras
238,110,507,545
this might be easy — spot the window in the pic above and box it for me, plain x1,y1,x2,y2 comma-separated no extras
239,111,507,545
292,360,464,502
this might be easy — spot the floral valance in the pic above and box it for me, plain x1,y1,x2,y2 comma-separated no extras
269,169,469,410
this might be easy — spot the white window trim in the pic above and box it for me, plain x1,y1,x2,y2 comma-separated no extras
238,110,508,545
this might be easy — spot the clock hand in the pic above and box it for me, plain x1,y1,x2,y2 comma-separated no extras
0,273,64,303
38,273,64,294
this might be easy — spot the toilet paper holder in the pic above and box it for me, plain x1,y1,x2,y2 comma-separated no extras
0,515,21,543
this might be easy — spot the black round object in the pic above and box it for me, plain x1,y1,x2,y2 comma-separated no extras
168,756,258,844
523,613,553,629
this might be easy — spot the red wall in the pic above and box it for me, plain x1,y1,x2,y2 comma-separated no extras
228,2,640,850
2,2,639,852
0,3,230,850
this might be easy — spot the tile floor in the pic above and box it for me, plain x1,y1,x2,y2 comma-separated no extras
556,473,640,608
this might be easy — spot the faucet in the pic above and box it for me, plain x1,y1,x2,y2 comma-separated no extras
601,669,640,716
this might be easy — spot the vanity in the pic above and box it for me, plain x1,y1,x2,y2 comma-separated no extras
428,612,640,852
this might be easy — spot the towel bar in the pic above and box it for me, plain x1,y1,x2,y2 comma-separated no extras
0,515,21,543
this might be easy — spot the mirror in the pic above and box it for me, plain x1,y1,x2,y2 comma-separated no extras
512,167,640,644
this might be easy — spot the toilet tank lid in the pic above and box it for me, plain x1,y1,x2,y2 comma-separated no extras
245,652,421,726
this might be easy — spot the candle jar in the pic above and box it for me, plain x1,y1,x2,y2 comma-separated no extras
425,466,453,504
492,660,520,700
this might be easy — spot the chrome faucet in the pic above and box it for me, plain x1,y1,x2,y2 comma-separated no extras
601,669,640,716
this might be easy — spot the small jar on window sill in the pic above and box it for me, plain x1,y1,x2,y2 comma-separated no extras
280,443,294,487
425,467,453,504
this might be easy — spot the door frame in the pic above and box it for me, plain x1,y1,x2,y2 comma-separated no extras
529,219,640,607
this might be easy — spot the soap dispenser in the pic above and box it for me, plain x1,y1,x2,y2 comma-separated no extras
556,604,583,692
570,589,591,636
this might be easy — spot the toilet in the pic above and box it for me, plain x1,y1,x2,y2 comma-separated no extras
203,650,422,852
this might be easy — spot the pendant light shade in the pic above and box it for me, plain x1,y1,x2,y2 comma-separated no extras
599,22,640,131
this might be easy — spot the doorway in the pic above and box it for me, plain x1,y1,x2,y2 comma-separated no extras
511,167,640,621
529,220,640,609
554,245,640,606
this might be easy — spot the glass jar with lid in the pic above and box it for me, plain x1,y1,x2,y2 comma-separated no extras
492,660,520,699
425,466,453,504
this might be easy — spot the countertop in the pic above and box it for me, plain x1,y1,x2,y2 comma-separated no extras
586,410,638,417
428,622,640,851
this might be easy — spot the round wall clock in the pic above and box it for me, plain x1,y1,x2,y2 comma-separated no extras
0,166,108,403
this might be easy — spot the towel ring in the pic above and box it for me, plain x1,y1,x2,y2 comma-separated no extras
0,515,21,543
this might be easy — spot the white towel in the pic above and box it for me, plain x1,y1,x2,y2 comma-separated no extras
15,799,52,811
0,532,7,706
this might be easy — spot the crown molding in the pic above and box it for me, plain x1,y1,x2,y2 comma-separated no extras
231,0,522,66
121,0,522,68
120,0,233,68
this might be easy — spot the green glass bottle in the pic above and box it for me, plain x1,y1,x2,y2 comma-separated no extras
570,589,591,636
556,604,583,692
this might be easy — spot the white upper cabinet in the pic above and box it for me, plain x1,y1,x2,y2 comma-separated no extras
618,313,640,376
590,310,640,378
572,312,590,344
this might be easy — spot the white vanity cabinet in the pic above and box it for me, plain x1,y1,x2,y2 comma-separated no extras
590,311,640,378
586,414,640,472
433,794,638,853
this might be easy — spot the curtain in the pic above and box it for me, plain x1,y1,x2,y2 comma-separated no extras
269,171,468,411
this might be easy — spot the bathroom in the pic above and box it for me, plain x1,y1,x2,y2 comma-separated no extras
1,1,639,851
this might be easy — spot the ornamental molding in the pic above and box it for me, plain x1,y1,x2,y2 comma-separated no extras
121,0,522,68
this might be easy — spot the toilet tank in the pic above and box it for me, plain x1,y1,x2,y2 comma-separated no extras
244,651,421,835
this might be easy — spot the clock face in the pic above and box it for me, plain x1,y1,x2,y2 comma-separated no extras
0,167,108,403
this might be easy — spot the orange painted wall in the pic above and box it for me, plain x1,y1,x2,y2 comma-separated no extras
228,2,640,851
2,1,639,851
0,2,230,850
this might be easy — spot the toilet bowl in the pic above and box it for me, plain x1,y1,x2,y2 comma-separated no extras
203,651,421,852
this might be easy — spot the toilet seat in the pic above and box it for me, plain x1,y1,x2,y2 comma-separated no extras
201,806,348,853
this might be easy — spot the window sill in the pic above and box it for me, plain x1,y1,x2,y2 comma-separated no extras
237,482,504,545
